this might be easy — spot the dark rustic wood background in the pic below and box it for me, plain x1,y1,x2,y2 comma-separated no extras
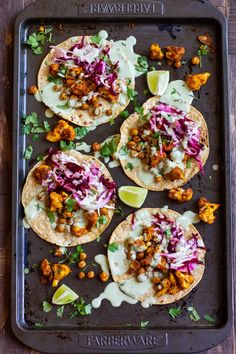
0,0,235,353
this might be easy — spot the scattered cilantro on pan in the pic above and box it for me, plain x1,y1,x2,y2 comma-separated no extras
187,306,200,321
140,321,149,328
204,314,215,323
24,145,33,160
60,245,84,264
135,56,149,73
57,101,70,110
109,118,115,126
125,162,134,171
168,307,182,319
134,106,144,117
69,298,92,318
74,127,88,139
34,322,44,327
22,112,51,137
56,305,64,318
43,121,51,132
91,34,102,45
60,140,76,151
119,110,129,119
65,198,76,212
32,134,39,141
36,154,44,161
196,45,210,68
24,268,30,274
143,88,150,96
119,145,128,156
100,138,118,157
47,75,63,85
96,215,107,227
114,206,124,216
43,301,52,313
25,27,53,55
107,243,119,252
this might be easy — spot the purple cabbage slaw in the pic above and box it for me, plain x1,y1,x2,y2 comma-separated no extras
149,102,205,171
52,35,119,94
41,149,116,210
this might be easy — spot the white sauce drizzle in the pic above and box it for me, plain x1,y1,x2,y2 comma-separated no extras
94,254,110,274
45,108,54,118
75,142,91,153
91,282,137,308
34,90,42,102
108,160,120,168
213,164,219,171
22,216,30,229
108,245,129,277
160,80,194,113
119,277,152,299
24,199,44,221
176,211,200,231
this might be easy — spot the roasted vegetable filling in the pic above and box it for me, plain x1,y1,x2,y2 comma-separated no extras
127,213,204,297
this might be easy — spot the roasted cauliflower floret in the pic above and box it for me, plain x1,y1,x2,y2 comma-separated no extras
49,192,63,212
156,278,171,297
46,119,76,142
186,73,211,91
34,165,51,182
40,258,53,279
175,270,194,289
71,79,96,97
49,63,60,76
164,167,184,181
149,43,164,60
198,197,220,224
69,67,83,77
150,151,166,168
51,263,71,287
168,187,193,202
98,87,118,103
165,46,185,67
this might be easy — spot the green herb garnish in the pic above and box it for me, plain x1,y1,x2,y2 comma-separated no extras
187,306,200,321
36,154,44,161
46,209,55,224
34,322,44,327
127,87,138,101
171,88,181,96
107,243,119,252
57,101,70,110
24,145,33,160
168,307,182,319
65,198,76,212
164,229,171,238
196,45,210,68
43,301,52,313
91,34,102,45
125,162,133,170
47,75,63,85
61,245,84,264
119,145,128,156
70,298,92,317
32,134,39,141
135,56,149,73
186,160,191,168
60,140,76,151
140,321,149,328
114,207,124,216
96,215,107,227
119,110,129,119
25,27,53,55
204,314,215,323
143,88,150,96
100,138,118,157
109,118,115,126
56,305,64,318
74,127,88,139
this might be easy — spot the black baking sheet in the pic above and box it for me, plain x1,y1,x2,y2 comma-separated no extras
12,0,233,353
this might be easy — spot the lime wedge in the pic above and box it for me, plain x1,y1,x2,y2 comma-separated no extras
118,186,148,208
52,284,79,305
147,70,170,96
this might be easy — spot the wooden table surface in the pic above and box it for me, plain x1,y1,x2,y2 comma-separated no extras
0,0,235,353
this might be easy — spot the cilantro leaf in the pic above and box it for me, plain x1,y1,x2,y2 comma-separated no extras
22,124,31,135
114,206,124,216
140,320,149,328
109,118,115,126
24,112,39,126
36,154,44,161
60,140,76,151
119,145,128,156
24,145,33,160
125,162,133,170
135,56,149,73
70,298,92,317
108,243,119,252
186,159,191,168
91,34,101,45
34,322,44,327
65,198,76,212
25,29,53,55
100,138,118,157
46,209,55,224
57,101,70,110
127,87,138,101
119,110,129,119
187,306,200,321
47,75,63,85
204,314,215,323
43,301,52,313
96,215,107,227
164,229,172,239
56,305,64,318
74,127,88,139
43,121,51,132
168,307,181,319
32,134,39,141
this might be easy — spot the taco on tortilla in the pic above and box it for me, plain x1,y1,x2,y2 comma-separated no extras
118,81,209,191
22,149,116,246
38,30,143,127
108,208,206,305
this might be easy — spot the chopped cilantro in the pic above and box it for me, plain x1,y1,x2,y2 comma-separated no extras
168,307,181,319
127,87,138,101
140,321,149,328
24,268,30,274
96,215,107,227
186,159,191,168
74,127,88,139
196,45,210,68
70,298,92,317
171,88,181,96
43,301,52,313
24,145,33,160
25,27,53,55
109,118,115,126
119,145,128,156
36,154,44,161
23,124,31,135
34,322,44,327
100,138,118,157
46,209,55,224
149,66,156,71
60,140,76,151
107,243,119,252
24,112,39,126
143,88,150,96
125,162,133,171
204,314,215,323
43,121,51,132
164,229,171,238
58,65,68,76
47,75,63,85
135,56,149,73
114,207,124,216
187,306,200,321
119,110,129,119
57,101,70,110
56,305,64,318
62,245,84,264
65,198,76,212
32,134,39,141
91,34,102,45
153,132,160,139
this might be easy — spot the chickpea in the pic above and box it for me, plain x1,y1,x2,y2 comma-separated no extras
100,208,108,216
63,210,73,218
38,26,45,33
137,267,145,275
28,85,38,95
53,85,61,92
152,277,161,284
55,224,65,233
77,271,85,279
92,142,101,151
86,211,98,227
174,60,182,69
130,128,139,136
137,252,145,260
191,56,200,65
94,108,100,116
87,271,95,279
99,271,109,282
127,141,136,149
106,109,112,116
93,102,100,109
81,103,89,110
54,248,63,257
156,176,162,183
78,260,86,269
58,217,66,224
79,252,87,261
